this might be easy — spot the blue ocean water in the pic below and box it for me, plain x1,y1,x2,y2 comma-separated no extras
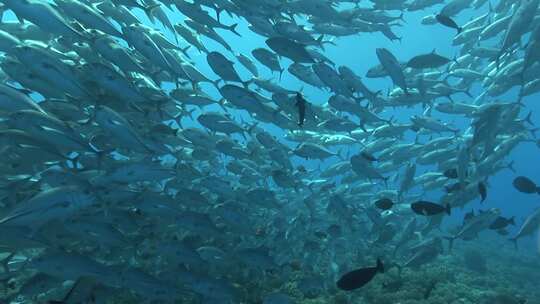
1,0,540,303
151,3,540,252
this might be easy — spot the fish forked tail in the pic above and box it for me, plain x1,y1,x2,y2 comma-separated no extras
376,258,384,273
227,23,241,37
443,236,456,252
445,203,452,216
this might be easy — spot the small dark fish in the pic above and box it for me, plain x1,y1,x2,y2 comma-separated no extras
443,168,458,179
512,176,538,194
337,258,384,291
361,151,378,162
374,198,393,210
489,216,515,230
295,92,307,127
435,14,462,33
411,201,451,216
478,182,487,203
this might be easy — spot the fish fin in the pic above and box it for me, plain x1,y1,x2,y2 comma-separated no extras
524,111,534,126
506,161,516,173
376,258,384,273
445,203,451,215
443,236,456,252
228,23,241,36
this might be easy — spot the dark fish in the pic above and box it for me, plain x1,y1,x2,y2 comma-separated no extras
295,92,307,127
360,151,378,162
337,258,384,291
435,14,462,33
374,198,393,210
478,182,487,203
411,201,451,216
489,216,515,230
443,168,458,179
512,176,538,194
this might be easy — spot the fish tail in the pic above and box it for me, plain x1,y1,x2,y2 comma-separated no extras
507,161,516,173
443,236,455,252
445,203,451,215
524,111,534,126
376,258,384,273
509,216,516,226
229,23,241,37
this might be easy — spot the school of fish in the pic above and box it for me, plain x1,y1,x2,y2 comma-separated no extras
0,0,539,303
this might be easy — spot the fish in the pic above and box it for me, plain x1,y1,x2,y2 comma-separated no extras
411,201,451,216
374,198,394,210
435,14,462,33
509,208,540,249
512,176,539,194
446,208,501,251
478,182,487,203
489,216,515,230
295,92,308,127
336,258,384,291
376,48,408,93
407,51,452,69
0,0,536,302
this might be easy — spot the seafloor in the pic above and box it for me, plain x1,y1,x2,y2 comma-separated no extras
3,235,539,304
